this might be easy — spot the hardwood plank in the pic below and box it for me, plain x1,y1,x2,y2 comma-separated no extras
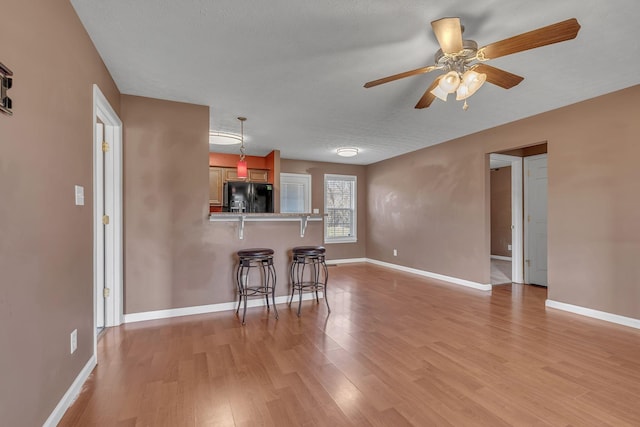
58,263,640,426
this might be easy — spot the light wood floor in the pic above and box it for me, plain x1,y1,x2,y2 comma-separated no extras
59,263,640,426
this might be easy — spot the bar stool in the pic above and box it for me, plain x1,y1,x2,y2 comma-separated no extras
235,248,278,324
288,246,330,316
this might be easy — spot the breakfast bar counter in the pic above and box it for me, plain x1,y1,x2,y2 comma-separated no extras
209,213,324,239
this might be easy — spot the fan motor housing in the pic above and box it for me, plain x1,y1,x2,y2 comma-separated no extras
434,39,478,66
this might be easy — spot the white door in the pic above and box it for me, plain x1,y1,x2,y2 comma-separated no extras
95,122,106,330
93,84,123,342
524,154,548,286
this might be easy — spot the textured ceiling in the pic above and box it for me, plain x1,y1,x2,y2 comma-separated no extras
70,0,640,165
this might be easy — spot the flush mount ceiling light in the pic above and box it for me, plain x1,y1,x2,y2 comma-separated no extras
337,147,359,157
209,131,242,145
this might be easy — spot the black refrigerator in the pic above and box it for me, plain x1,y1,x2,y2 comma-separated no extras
223,182,274,213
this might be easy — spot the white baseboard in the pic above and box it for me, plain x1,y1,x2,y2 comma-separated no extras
546,299,640,330
124,293,323,324
326,257,367,265
366,258,492,291
490,255,512,261
43,355,96,427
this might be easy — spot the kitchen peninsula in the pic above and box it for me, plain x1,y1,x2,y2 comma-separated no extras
208,212,325,302
209,212,324,240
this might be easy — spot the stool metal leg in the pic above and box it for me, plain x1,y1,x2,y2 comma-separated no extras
321,257,330,312
312,258,320,303
240,262,249,325
288,260,296,306
235,263,242,314
269,262,279,319
261,260,270,310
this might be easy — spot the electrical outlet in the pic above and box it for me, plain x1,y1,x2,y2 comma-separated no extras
393,249,398,257
70,329,77,354
507,244,512,251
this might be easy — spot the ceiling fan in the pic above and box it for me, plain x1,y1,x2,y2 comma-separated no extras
364,17,581,110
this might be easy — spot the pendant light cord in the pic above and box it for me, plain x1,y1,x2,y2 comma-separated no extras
238,117,246,161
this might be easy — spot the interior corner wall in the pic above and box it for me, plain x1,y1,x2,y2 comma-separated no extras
0,1,121,425
366,84,640,320
280,159,367,260
121,95,212,314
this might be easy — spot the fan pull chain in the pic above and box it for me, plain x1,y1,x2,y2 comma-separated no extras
463,100,469,111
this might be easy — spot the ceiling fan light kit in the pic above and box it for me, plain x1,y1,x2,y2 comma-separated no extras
364,17,581,110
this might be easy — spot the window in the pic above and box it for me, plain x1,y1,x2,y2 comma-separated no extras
280,173,311,213
324,174,357,243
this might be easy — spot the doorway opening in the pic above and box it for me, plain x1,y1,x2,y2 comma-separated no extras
489,143,548,286
489,154,522,285
93,85,123,353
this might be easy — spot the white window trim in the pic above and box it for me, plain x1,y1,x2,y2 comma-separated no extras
280,173,312,213
324,173,357,244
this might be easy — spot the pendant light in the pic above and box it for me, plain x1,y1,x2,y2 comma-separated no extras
236,117,247,179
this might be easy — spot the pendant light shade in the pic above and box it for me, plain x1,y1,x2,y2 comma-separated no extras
430,84,449,102
456,70,486,100
236,159,248,179
438,71,461,93
236,117,248,179
455,83,470,100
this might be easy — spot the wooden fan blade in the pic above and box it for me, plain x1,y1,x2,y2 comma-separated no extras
415,77,442,109
431,17,463,54
472,64,524,89
364,65,437,88
479,18,580,60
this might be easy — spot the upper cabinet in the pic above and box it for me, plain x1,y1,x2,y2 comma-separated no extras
224,167,269,183
248,169,269,183
209,167,224,206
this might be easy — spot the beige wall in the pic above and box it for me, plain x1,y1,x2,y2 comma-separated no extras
491,167,512,257
281,159,367,260
367,85,640,319
0,1,120,425
2,2,639,424
122,97,323,313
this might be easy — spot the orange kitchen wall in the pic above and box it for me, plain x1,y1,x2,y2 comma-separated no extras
208,152,268,169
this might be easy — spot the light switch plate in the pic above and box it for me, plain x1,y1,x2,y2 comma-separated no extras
75,185,84,206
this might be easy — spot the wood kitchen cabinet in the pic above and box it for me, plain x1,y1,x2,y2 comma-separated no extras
223,167,240,182
223,167,269,183
248,169,269,182
209,167,223,206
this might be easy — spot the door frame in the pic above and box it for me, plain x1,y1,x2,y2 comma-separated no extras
489,154,524,284
92,85,123,351
523,153,548,285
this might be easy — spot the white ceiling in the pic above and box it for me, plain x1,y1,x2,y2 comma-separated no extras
70,0,640,165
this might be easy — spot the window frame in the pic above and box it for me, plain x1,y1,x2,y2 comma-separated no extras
280,173,312,214
324,173,357,244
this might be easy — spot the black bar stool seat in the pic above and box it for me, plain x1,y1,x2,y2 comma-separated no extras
235,248,278,324
238,248,275,257
289,246,330,316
